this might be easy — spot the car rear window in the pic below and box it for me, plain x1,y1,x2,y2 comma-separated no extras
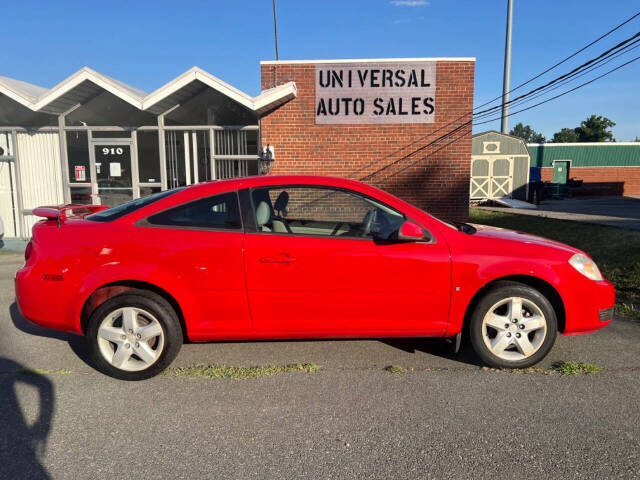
145,191,242,230
86,188,184,222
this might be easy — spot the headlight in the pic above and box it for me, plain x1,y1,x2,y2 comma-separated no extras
569,253,603,281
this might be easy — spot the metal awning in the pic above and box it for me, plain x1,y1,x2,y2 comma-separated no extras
0,66,296,116
0,75,48,109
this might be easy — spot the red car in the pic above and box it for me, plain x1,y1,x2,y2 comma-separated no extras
15,176,614,380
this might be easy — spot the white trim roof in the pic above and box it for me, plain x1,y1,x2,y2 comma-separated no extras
0,75,48,108
261,57,476,64
527,142,639,147
0,66,296,116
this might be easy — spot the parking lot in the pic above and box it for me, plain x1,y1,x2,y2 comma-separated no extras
479,196,640,231
1,251,640,479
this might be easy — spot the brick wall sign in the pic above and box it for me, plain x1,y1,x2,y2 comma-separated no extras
315,61,436,125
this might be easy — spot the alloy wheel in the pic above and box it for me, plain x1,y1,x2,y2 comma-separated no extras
481,296,547,362
96,307,165,372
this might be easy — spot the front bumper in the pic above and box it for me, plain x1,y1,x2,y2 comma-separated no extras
561,273,615,335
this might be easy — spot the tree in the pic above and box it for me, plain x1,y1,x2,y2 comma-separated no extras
551,128,579,143
633,136,640,142
509,122,546,143
550,115,616,143
575,115,615,142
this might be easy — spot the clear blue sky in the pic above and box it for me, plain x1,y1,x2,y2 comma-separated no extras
2,0,639,140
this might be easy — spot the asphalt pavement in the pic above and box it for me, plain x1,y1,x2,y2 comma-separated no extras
478,196,640,231
1,252,639,479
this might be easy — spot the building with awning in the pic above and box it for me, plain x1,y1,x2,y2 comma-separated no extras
1,57,475,239
0,67,295,238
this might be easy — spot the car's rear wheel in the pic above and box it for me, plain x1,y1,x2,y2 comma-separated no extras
86,290,183,380
469,282,557,369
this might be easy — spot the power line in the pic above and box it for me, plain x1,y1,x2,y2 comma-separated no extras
349,15,640,182
350,21,640,180
360,55,640,183
473,30,640,119
473,35,640,121
474,9,640,111
473,55,640,127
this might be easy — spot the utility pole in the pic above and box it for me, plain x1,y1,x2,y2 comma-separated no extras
272,0,279,61
272,0,279,86
501,0,513,133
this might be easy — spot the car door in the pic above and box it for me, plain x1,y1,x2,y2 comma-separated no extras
242,185,451,336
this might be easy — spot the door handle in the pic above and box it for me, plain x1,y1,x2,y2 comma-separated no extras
260,254,296,264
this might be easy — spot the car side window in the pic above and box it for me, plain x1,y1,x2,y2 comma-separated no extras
251,186,405,239
146,191,242,230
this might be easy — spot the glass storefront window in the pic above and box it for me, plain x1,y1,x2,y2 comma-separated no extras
94,143,133,207
66,131,90,183
214,129,258,155
0,132,14,157
195,130,211,183
92,131,132,138
137,131,161,183
140,186,162,197
246,130,258,155
70,186,93,204
165,131,187,189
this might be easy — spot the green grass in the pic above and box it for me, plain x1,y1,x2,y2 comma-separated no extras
551,361,604,376
615,303,640,320
470,208,640,318
162,363,321,379
384,365,412,374
14,368,72,376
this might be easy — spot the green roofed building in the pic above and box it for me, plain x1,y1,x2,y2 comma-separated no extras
527,143,640,196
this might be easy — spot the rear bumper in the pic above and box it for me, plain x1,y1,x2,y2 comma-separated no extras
561,275,615,335
15,265,82,334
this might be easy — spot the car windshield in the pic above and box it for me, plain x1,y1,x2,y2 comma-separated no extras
419,209,477,234
86,188,185,222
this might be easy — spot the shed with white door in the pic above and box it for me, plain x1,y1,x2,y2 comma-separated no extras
470,131,531,201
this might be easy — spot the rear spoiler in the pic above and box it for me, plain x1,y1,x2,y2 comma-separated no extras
32,204,111,226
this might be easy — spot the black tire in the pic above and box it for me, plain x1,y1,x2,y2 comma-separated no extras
86,290,183,380
469,281,557,369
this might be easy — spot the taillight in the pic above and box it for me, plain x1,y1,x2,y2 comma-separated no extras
25,241,33,261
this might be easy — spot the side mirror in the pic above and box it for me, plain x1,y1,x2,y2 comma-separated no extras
397,220,425,241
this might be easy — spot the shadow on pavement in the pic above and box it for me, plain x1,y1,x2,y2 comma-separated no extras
380,337,483,367
10,301,481,368
0,357,54,479
9,302,94,370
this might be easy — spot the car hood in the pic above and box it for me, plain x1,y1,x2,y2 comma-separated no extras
469,224,581,256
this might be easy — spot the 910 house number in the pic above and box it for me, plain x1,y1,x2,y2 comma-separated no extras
102,147,124,155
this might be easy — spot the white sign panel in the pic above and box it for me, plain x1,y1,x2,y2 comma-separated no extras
315,61,436,125
109,162,121,177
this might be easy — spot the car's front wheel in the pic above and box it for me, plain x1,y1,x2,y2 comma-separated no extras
469,281,557,369
86,290,183,380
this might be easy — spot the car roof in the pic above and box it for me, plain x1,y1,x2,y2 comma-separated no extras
182,175,388,198
195,174,368,189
